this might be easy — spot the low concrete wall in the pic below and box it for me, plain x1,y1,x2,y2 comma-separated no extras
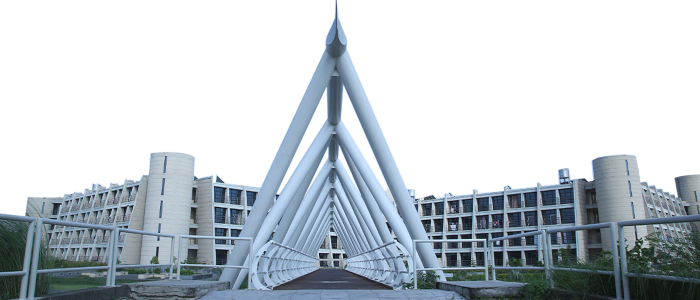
39,286,131,300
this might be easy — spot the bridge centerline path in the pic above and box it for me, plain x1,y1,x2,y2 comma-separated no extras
274,269,392,290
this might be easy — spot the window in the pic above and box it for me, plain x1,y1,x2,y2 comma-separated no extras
246,191,257,206
159,201,163,218
492,196,504,210
628,181,633,197
421,203,432,216
508,194,521,208
560,208,574,224
230,229,240,237
214,187,226,203
492,214,503,228
434,219,443,232
448,201,460,213
156,247,159,258
463,199,473,212
435,202,445,215
157,223,161,241
695,191,698,202
524,192,537,207
508,213,521,227
215,228,227,244
41,202,45,214
229,189,241,205
230,209,242,225
559,188,574,204
562,232,576,244
161,178,166,195
215,208,226,223
542,210,557,225
631,202,636,219
550,233,559,245
492,232,503,247
525,211,537,226
625,159,629,175
541,190,556,206
477,197,489,211
163,156,167,173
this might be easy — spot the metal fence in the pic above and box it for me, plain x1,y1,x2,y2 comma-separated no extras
107,227,176,286
412,239,489,289
177,234,253,289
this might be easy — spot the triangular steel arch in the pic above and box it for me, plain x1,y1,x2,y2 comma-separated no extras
220,6,445,289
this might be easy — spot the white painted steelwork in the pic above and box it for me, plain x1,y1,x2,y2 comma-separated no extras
221,5,443,289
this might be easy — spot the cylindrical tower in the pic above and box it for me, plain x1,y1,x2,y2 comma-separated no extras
675,174,700,229
592,155,648,251
140,152,195,264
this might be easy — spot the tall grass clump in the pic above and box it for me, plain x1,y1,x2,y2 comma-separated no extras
546,230,700,300
624,230,700,300
0,219,54,300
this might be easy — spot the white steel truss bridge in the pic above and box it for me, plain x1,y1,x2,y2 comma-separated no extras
219,6,445,290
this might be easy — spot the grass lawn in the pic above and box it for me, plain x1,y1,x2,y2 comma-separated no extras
50,276,143,291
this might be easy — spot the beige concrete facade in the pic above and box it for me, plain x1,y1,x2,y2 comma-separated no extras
415,154,696,266
29,153,694,267
675,174,700,229
592,155,648,250
141,152,195,264
33,152,345,267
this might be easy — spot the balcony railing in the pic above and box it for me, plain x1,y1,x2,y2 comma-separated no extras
230,197,241,205
508,220,522,227
542,216,560,225
214,216,244,225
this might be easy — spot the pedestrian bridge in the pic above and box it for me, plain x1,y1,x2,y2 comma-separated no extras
275,269,391,290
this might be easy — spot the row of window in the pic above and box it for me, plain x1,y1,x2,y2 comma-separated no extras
214,187,257,206
428,231,576,250
421,208,576,232
418,189,574,215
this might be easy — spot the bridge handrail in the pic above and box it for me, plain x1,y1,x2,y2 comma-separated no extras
345,240,413,288
176,234,253,289
413,239,488,290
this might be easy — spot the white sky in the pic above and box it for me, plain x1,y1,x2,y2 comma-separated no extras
1,1,698,216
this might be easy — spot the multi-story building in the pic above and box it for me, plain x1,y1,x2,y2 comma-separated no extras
25,153,699,269
414,154,698,267
25,152,346,268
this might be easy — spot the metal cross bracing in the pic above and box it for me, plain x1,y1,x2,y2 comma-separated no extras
219,5,445,290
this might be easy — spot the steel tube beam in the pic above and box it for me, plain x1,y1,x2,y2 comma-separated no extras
335,52,444,280
222,51,335,287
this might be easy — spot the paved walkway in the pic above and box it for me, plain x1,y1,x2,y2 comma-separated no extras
275,269,391,290
200,289,466,300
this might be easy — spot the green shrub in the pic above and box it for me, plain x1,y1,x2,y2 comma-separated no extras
179,269,194,275
402,270,438,289
521,277,554,299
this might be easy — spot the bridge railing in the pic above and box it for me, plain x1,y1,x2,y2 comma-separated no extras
107,227,176,286
617,214,700,300
345,240,413,288
412,239,488,289
251,240,318,290
177,234,253,289
0,214,38,300
489,224,622,299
